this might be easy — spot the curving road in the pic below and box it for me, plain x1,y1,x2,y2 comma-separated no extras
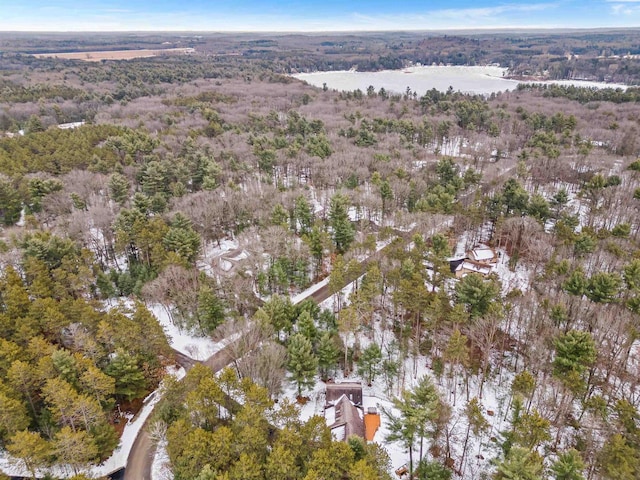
123,340,241,480
121,218,455,480
122,162,519,480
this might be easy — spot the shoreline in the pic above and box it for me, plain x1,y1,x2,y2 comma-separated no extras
293,65,629,95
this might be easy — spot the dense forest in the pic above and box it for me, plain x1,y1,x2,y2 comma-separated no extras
0,31,639,480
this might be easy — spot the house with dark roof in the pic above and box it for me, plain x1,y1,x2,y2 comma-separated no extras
324,382,381,442
328,395,365,441
325,382,363,405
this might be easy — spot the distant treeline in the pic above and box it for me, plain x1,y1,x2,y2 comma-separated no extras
517,83,640,103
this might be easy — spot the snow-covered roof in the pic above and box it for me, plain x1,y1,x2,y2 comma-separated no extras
326,382,363,404
58,121,85,130
470,248,496,261
457,260,493,276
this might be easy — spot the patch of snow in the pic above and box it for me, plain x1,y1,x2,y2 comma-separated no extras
16,208,25,227
197,238,239,275
319,274,365,311
148,304,226,361
58,121,85,130
152,439,172,480
494,250,533,294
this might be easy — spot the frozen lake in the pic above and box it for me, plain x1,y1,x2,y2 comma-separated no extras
293,65,628,96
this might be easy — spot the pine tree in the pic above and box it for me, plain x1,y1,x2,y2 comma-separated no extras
0,176,22,226
297,310,318,343
415,460,452,480
381,376,444,475
563,269,587,296
553,330,597,393
494,446,543,480
163,213,201,264
294,195,314,235
551,449,585,480
316,331,340,380
357,343,382,385
287,334,317,397
462,398,489,471
379,180,393,217
586,272,622,303
623,260,640,291
329,193,355,254
53,427,99,475
259,294,295,341
349,459,381,480
512,409,551,450
6,430,51,479
598,434,638,480
196,284,226,335
105,350,147,401
455,273,500,319
0,390,30,443
25,114,44,134
265,444,300,480
229,452,263,480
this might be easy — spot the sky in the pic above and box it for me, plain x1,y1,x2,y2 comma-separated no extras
1,0,640,32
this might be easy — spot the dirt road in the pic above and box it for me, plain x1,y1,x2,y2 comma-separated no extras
123,342,239,480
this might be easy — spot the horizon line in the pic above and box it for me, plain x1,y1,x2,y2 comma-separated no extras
2,26,640,34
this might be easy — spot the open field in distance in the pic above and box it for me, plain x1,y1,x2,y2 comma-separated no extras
33,47,195,61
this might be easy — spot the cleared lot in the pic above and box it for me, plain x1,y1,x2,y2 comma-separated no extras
34,47,194,61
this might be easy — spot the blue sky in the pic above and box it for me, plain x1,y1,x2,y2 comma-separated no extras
1,0,640,31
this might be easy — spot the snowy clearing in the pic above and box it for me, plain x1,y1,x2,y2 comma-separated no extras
147,303,227,361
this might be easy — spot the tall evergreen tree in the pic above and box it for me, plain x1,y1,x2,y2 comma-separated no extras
329,193,355,254
455,273,500,319
316,331,340,380
286,334,317,397
553,330,597,393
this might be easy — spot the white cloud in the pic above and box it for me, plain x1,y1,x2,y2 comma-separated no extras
609,2,640,14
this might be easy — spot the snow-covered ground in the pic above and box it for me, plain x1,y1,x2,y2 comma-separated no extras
276,337,512,477
197,238,240,276
289,241,532,477
147,303,229,361
152,438,172,480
